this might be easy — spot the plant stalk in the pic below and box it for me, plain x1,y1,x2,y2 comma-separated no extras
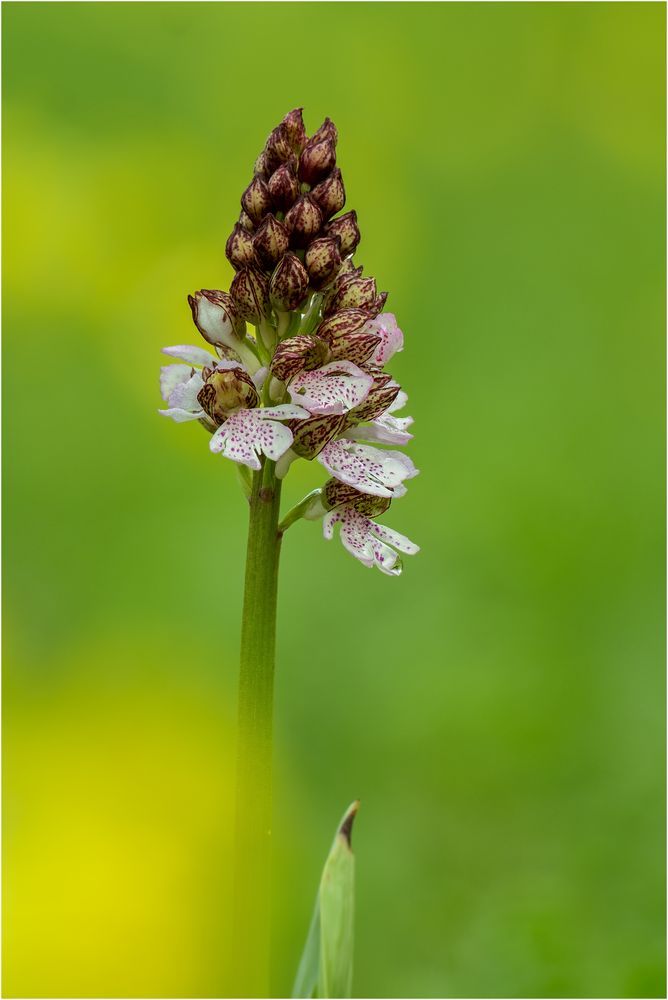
232,459,283,997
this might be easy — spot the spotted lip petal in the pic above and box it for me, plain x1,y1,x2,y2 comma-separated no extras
288,361,374,416
208,404,309,470
323,507,418,576
318,439,419,498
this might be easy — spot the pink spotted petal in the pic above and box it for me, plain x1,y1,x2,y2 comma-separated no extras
370,522,420,555
209,408,297,469
162,344,218,367
318,440,419,497
362,313,404,365
288,361,373,416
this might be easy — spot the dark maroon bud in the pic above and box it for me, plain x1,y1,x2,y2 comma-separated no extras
282,107,307,153
324,275,378,316
310,117,338,147
298,139,336,185
254,151,270,178
310,168,346,219
288,414,348,459
305,236,342,290
238,209,255,233
270,335,329,382
320,263,364,314
230,266,270,325
268,159,300,213
325,210,360,255
314,309,369,341
264,123,292,172
241,176,272,224
269,252,309,311
252,213,290,270
284,195,323,248
197,366,260,425
225,223,256,270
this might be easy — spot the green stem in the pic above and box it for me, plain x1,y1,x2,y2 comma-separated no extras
232,459,283,997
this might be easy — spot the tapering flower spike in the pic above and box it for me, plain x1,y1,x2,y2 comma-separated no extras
159,108,418,575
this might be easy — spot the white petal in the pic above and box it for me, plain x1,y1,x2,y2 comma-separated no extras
162,344,218,367
318,440,419,497
168,371,204,411
389,390,408,413
370,522,420,554
160,364,192,403
362,313,404,365
344,414,414,446
158,407,203,423
288,361,373,416
370,538,403,576
323,510,339,540
209,408,296,469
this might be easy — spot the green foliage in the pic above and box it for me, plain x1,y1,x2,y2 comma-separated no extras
293,802,358,999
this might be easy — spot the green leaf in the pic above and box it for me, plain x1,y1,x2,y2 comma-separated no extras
292,801,359,999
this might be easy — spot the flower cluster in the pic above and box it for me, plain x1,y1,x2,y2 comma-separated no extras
160,109,419,575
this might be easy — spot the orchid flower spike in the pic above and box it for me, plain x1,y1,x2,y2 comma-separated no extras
159,108,419,575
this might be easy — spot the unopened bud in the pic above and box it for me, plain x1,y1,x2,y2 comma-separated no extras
298,139,336,185
305,237,342,290
315,309,368,341
188,289,246,348
282,107,307,153
264,123,292,172
271,335,329,382
230,266,270,325
268,159,300,213
269,252,309,311
254,151,270,178
372,292,388,315
284,195,323,248
311,168,346,219
225,224,256,270
325,211,360,255
331,330,380,366
310,117,338,147
252,213,290,270
238,209,255,232
325,275,378,315
241,176,272,224
197,366,259,425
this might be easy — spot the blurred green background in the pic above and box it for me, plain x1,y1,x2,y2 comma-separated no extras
3,3,665,997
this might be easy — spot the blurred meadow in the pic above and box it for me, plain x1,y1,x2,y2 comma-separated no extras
3,3,665,997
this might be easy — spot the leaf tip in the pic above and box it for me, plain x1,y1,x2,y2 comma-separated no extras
338,799,360,848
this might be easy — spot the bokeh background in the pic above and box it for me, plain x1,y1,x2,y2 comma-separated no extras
3,3,665,997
